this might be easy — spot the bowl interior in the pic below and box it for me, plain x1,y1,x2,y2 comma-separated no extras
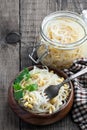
8,65,74,125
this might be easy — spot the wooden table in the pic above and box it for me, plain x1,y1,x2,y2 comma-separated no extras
0,0,86,130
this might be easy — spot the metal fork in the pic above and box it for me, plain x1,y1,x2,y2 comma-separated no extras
44,67,87,100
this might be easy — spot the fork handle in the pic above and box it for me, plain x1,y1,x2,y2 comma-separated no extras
63,67,87,84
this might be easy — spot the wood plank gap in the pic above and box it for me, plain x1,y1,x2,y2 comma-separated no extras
19,0,22,71
19,0,22,130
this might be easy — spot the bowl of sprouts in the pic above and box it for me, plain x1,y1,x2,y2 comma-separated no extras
8,65,74,125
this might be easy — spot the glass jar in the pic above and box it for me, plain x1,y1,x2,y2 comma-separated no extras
29,11,87,69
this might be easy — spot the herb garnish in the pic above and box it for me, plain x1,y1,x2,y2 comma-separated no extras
14,68,30,84
13,68,38,100
14,90,23,100
25,84,38,91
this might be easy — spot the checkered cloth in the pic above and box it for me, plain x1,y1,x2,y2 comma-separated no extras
64,58,87,130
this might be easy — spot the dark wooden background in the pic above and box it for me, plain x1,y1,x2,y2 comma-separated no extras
0,0,87,130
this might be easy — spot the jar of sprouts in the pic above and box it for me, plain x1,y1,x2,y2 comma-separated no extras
29,11,87,69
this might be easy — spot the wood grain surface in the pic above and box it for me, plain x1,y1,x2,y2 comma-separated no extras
0,0,87,130
0,0,19,130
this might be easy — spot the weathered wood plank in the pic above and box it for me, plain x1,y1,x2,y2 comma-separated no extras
67,0,86,13
20,0,57,68
20,0,87,130
0,0,19,130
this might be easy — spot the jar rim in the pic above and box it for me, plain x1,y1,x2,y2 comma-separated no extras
40,11,87,49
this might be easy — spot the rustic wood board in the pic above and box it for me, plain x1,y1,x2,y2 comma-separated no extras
0,0,87,130
0,0,19,130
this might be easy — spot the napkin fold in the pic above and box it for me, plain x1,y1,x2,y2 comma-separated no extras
64,58,87,130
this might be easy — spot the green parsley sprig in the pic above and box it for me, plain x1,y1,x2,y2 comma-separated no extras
13,68,38,100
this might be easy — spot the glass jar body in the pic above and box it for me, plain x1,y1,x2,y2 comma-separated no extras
37,40,87,69
37,11,87,69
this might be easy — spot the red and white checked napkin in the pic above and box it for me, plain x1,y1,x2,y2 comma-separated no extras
64,58,87,130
